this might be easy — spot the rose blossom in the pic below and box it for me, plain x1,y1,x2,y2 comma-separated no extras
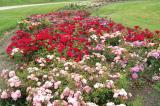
105,80,114,89
60,87,70,99
9,71,16,77
94,83,104,89
131,73,138,79
148,50,160,59
8,76,21,87
152,75,160,81
117,104,126,106
0,69,9,78
52,100,59,106
68,96,79,106
43,81,53,88
54,81,61,89
130,64,144,73
87,102,98,106
11,90,21,101
0,91,9,99
83,86,92,93
106,102,115,106
113,89,128,99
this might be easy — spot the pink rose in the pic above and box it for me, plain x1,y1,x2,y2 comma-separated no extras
54,81,61,89
83,86,92,93
74,91,81,99
11,90,21,101
68,97,78,106
26,96,32,101
1,91,9,99
0,69,9,78
75,82,81,88
8,76,21,87
61,87,70,99
62,100,68,106
106,80,114,89
52,100,59,106
132,73,138,79
43,81,53,88
9,71,16,77
33,95,42,106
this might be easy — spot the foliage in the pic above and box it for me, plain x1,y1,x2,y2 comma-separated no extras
0,9,160,106
132,95,143,106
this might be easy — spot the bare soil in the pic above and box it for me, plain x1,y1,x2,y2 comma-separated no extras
0,29,17,70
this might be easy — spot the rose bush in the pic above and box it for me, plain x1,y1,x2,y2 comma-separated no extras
1,10,160,105
7,11,159,61
0,52,130,106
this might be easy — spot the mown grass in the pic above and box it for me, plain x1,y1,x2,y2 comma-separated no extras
0,3,67,38
1,0,160,38
0,0,78,7
92,0,160,31
132,95,143,106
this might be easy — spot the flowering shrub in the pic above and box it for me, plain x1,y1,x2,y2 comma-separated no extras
146,49,160,75
1,10,160,105
0,53,130,106
7,11,159,61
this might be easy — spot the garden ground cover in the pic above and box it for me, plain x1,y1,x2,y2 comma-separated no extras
92,0,160,31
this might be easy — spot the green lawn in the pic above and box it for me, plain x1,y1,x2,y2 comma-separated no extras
92,0,160,31
0,3,67,38
1,0,160,38
0,0,78,7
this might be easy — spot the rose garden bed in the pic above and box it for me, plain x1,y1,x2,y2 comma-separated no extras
0,10,160,106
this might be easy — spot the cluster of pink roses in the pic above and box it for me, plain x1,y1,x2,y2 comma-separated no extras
0,51,131,105
0,70,21,101
130,64,144,79
148,50,160,59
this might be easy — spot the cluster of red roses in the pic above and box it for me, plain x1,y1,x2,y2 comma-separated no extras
125,26,159,42
7,10,159,61
27,10,90,25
